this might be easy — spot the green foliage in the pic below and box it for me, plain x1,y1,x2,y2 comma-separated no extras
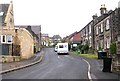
77,44,83,50
61,38,66,43
68,43,71,51
82,44,89,53
110,42,117,55
82,44,89,51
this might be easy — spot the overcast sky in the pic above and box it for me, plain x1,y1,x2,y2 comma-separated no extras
1,0,120,37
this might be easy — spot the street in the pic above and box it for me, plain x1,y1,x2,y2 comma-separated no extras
2,48,119,80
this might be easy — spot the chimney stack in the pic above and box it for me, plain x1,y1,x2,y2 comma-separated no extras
100,4,107,15
118,1,120,8
92,14,98,20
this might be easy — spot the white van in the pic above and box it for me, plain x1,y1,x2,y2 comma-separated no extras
57,43,69,54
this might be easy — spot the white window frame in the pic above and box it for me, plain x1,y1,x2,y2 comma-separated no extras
101,24,103,33
1,35,6,43
89,37,92,47
7,35,12,43
106,37,110,49
117,35,120,41
106,19,110,30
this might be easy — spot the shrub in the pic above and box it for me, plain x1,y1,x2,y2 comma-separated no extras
110,42,117,55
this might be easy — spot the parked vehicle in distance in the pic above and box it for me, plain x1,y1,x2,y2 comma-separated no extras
57,43,69,54
54,45,58,52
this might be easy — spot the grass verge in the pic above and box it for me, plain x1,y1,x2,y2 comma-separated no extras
70,52,98,59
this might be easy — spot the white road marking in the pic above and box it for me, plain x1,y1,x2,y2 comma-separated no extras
82,59,93,81
58,56,60,59
64,55,74,60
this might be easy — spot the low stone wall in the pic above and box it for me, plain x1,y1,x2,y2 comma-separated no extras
0,56,21,63
112,56,120,73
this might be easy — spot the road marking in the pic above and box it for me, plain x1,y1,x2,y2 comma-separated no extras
82,59,93,81
58,56,60,59
64,55,74,60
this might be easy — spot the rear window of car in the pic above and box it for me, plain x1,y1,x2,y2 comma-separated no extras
59,45,63,48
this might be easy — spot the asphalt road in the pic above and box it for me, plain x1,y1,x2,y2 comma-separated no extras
2,48,119,80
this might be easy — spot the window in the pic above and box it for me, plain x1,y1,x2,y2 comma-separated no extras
117,35,120,41
101,24,103,33
7,35,12,43
0,35,1,43
59,45,63,48
0,12,4,16
100,39,104,48
96,26,98,35
1,35,6,43
106,37,110,48
106,19,110,30
89,25,91,34
10,18,12,23
89,37,92,47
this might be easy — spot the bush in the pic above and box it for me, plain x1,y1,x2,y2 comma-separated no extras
82,44,89,53
110,42,116,55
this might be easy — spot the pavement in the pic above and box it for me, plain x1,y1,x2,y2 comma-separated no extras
0,50,44,74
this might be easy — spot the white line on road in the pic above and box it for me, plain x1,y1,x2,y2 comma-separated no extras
64,55,74,60
82,59,93,81
58,56,60,59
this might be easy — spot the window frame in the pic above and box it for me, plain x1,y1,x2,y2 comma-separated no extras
106,19,110,30
1,35,7,43
7,35,12,43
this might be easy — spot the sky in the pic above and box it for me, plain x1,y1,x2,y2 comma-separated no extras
1,0,120,38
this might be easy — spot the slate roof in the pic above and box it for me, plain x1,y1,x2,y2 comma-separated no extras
15,25,41,40
26,26,39,39
15,25,41,36
0,4,10,26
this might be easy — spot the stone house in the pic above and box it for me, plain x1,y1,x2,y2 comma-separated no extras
15,25,41,52
64,31,80,49
0,2,40,60
0,1,16,56
41,34,50,47
14,27,34,59
80,20,95,53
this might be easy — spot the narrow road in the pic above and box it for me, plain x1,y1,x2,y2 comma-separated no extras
2,48,119,80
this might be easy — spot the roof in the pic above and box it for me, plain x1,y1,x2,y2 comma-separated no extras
26,26,39,39
15,25,41,38
94,10,113,26
0,4,10,25
65,31,78,39
52,35,62,39
15,25,41,34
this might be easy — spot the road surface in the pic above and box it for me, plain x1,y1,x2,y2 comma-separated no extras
2,48,119,80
